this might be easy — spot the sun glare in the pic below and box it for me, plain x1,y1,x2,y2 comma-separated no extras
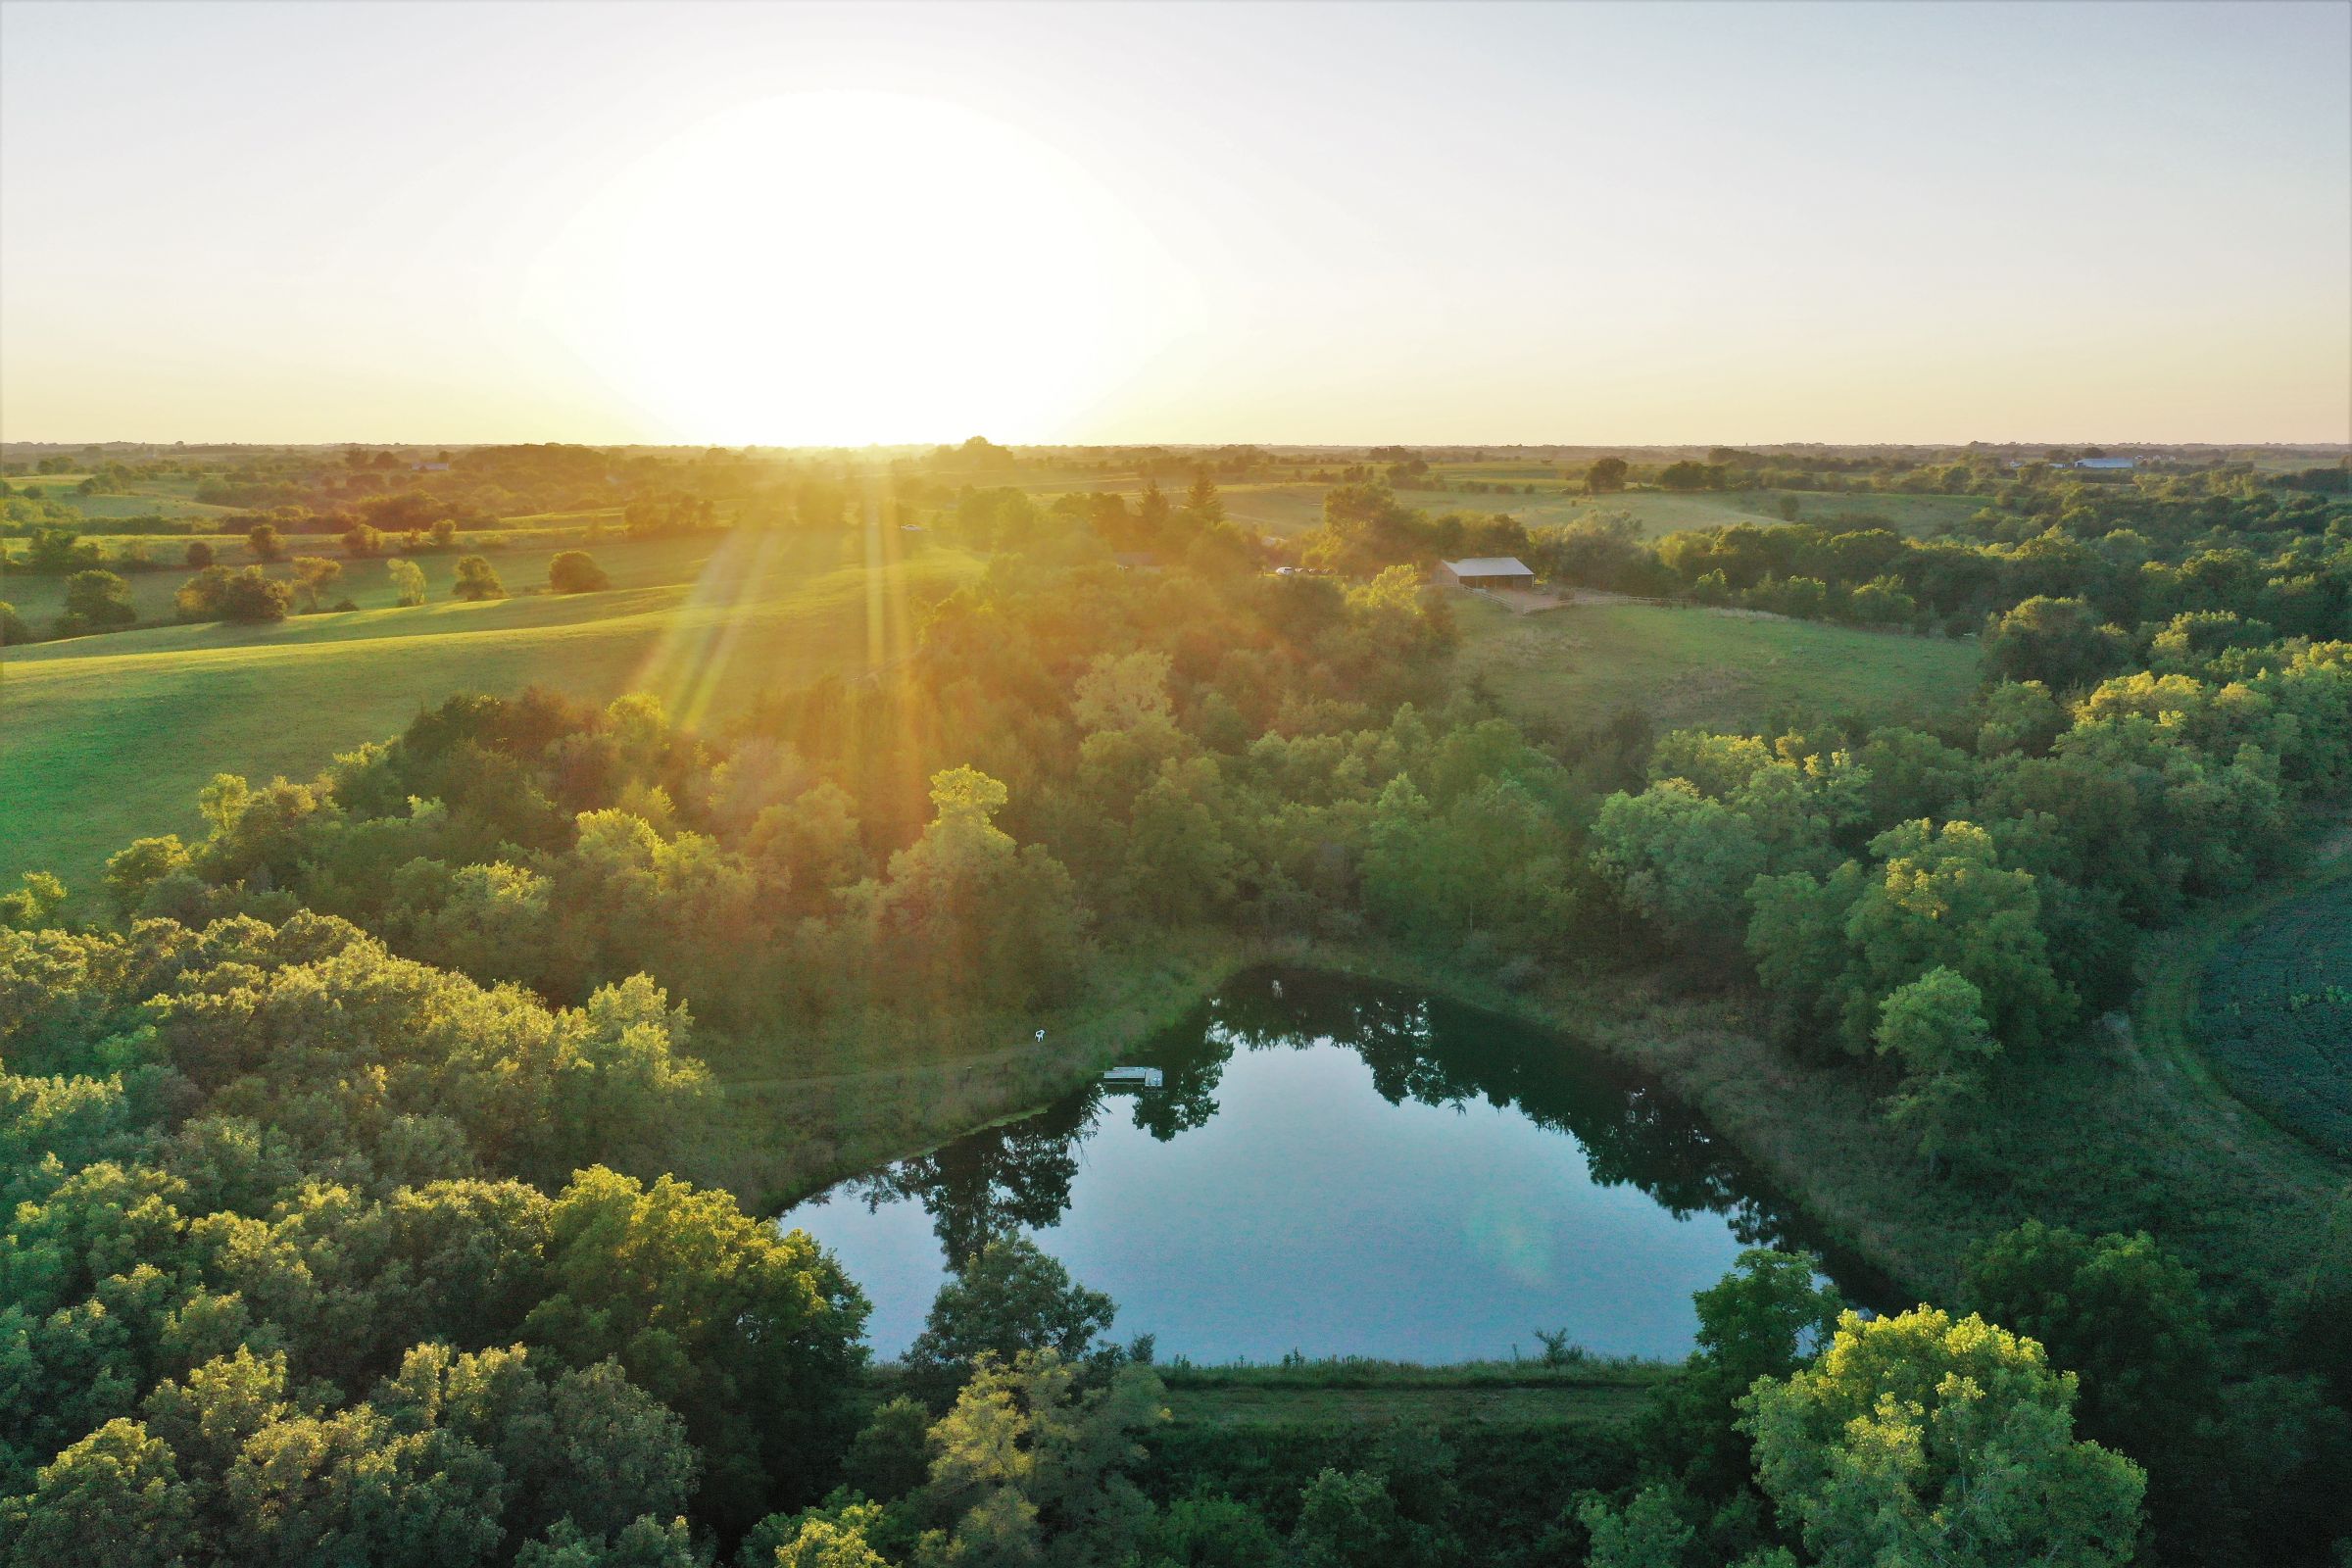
529,93,1184,446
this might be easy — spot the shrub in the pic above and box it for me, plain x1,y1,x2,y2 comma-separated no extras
0,601,33,644
183,539,215,568
548,550,611,594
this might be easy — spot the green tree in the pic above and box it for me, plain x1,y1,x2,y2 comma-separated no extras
291,554,343,611
182,540,214,569
1138,1490,1283,1567
1289,1468,1399,1568
62,568,137,630
177,564,291,623
453,556,508,600
844,1395,933,1502
1872,966,1998,1173
550,550,612,594
912,1350,1163,1568
767,1499,897,1568
514,1516,709,1568
1183,468,1224,524
1646,1249,1843,1500
0,870,67,929
1577,1484,1692,1568
387,557,427,606
1838,819,2072,1054
1958,1222,2218,1471
1739,1307,2144,1568
1,1418,197,1568
841,768,1088,1009
522,1166,869,1532
245,521,285,562
1983,596,2129,692
906,1235,1115,1396
1592,779,1768,947
1587,457,1630,494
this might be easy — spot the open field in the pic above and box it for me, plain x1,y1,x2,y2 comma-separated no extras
0,531,980,891
5,471,238,521
3,526,699,629
1063,478,1987,542
1454,593,1982,735
2195,845,2352,1159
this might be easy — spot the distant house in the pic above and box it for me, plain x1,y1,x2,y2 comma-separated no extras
1437,556,1536,590
1112,552,1161,572
2074,457,2135,470
411,461,451,472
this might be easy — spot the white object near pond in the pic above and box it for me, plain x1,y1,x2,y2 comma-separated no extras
1101,1066,1163,1089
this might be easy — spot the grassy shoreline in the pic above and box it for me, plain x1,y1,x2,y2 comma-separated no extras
719,898,2351,1347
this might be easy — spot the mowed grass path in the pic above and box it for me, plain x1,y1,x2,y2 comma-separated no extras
1,532,980,890
1456,595,1980,735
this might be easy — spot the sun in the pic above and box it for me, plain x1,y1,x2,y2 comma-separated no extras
527,93,1183,446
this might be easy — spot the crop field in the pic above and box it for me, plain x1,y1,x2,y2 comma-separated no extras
2197,873,2352,1159
1454,593,1981,736
0,531,982,892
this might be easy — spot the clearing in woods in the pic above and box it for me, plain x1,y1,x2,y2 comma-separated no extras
1453,593,1982,737
0,531,981,893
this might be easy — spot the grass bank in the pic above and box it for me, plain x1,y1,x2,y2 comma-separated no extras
1158,1355,1667,1432
697,931,1257,1212
719,915,2350,1351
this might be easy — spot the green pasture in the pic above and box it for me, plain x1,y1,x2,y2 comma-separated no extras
1455,594,1980,736
1,527,699,631
0,532,981,892
6,471,236,521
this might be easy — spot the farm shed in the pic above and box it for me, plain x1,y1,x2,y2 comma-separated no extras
1438,556,1536,590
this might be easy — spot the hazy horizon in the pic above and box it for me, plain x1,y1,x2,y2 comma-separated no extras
5,436,2348,455
5,0,2348,447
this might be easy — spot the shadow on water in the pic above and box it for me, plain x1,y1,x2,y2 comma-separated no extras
831,967,1895,1320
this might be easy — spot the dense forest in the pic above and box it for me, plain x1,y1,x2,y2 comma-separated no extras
5,453,2351,1564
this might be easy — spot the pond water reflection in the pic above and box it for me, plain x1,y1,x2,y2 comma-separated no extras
780,969,1865,1362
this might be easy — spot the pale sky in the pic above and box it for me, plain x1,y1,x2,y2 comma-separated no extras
2,0,2347,446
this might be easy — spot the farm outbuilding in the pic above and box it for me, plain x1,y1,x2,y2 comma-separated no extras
1438,556,1536,590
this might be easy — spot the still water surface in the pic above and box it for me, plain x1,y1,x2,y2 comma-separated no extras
780,969,1856,1362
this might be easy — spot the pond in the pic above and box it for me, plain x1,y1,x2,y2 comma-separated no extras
779,968,1869,1363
